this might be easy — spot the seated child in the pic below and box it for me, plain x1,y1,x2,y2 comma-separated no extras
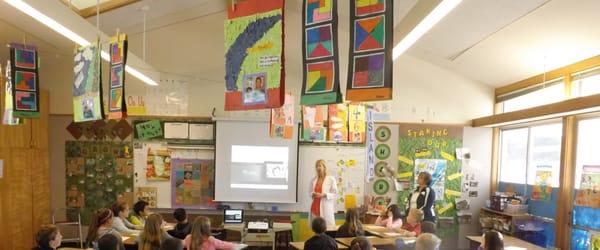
336,208,364,238
129,200,150,227
98,234,120,250
167,208,192,239
32,225,62,250
481,230,504,250
349,236,371,250
161,238,184,250
184,216,239,250
374,204,403,230
415,233,441,250
304,217,338,250
397,208,424,237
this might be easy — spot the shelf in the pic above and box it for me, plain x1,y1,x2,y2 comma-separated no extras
481,208,532,218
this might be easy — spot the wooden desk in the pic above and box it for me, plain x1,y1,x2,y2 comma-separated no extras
336,236,396,247
122,233,139,246
466,235,545,250
289,241,348,250
363,224,403,238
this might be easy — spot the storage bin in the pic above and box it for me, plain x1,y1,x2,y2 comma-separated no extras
505,204,528,214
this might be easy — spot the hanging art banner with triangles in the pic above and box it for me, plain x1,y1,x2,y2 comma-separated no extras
224,0,285,111
73,41,104,122
107,34,128,120
9,43,40,118
300,0,342,105
346,0,393,102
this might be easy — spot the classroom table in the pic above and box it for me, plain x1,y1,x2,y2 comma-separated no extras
289,241,348,249
363,224,410,238
466,235,545,250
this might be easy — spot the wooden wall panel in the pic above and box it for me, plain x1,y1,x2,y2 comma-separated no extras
30,92,49,149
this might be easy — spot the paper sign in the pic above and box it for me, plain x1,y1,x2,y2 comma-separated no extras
347,159,356,167
345,194,357,209
397,172,413,178
438,203,454,214
445,189,462,197
164,122,189,139
415,151,431,158
136,120,163,139
447,172,463,181
189,123,214,140
441,151,455,161
398,155,414,166
0,159,3,179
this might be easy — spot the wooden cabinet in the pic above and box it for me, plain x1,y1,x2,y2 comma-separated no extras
0,88,50,249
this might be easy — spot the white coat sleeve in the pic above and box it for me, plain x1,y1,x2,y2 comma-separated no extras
324,176,338,200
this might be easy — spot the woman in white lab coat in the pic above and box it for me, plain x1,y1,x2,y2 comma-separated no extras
310,160,338,227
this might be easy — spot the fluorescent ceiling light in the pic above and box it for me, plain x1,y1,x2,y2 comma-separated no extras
392,0,462,60
4,0,158,86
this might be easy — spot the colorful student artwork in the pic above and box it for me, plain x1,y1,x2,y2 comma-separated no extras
301,0,341,105
9,43,40,118
575,165,600,208
348,103,366,143
171,158,215,208
532,169,552,201
65,141,134,224
414,159,447,201
328,103,349,142
2,62,21,125
224,0,285,111
306,24,334,59
73,42,103,122
355,0,386,16
305,0,332,25
347,0,393,102
302,105,328,141
136,187,158,208
146,146,171,181
108,34,128,119
269,93,295,139
135,120,163,140
591,231,600,250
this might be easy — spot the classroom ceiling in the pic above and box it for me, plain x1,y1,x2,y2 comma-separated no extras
1,0,600,89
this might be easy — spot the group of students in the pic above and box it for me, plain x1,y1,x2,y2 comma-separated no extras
304,205,440,250
33,200,240,250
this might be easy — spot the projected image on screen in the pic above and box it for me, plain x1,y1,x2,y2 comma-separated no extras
231,145,289,190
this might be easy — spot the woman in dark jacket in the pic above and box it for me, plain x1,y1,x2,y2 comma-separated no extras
407,171,436,222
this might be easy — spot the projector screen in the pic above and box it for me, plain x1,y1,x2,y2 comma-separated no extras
215,120,298,203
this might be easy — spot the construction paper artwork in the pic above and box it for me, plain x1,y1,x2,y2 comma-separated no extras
171,159,215,208
354,15,385,52
146,147,171,181
270,93,295,139
352,53,385,88
110,65,124,87
224,0,285,111
305,61,335,94
14,71,36,91
14,48,36,69
348,103,366,143
302,105,328,141
306,24,334,59
305,0,332,25
111,41,124,64
73,42,103,122
15,91,37,111
110,88,123,111
328,103,348,142
355,0,386,16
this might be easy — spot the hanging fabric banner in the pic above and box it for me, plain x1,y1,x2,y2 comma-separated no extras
108,34,128,120
73,41,104,122
9,43,40,118
2,62,21,125
300,0,342,105
346,0,394,101
224,0,285,111
269,93,295,139
301,105,328,142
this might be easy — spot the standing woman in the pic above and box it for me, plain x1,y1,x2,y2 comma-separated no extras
407,172,436,222
310,160,338,227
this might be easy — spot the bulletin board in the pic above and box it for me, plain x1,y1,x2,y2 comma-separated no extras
132,142,215,209
294,145,366,212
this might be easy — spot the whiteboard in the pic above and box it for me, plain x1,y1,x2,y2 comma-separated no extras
133,142,214,208
291,145,366,212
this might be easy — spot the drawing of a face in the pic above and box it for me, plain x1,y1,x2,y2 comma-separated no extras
154,155,165,176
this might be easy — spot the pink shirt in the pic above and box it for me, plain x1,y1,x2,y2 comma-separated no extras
183,235,236,250
375,216,403,230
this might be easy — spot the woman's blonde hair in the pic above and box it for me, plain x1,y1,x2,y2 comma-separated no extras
316,160,327,175
189,216,212,250
140,214,164,250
